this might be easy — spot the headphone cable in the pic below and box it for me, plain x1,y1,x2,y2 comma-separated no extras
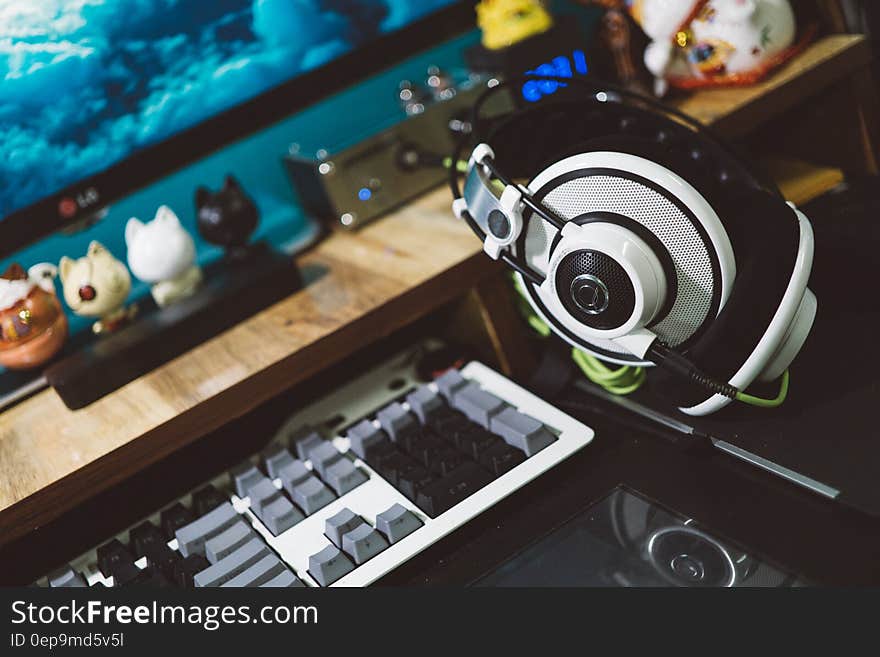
647,342,789,407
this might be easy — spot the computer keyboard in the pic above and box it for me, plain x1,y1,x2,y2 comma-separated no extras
37,349,594,587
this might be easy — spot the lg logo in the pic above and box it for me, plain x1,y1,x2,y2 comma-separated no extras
58,187,100,219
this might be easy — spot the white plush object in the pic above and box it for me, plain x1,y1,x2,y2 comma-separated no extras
126,206,203,307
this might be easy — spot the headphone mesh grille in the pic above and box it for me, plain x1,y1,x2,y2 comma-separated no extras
521,174,716,351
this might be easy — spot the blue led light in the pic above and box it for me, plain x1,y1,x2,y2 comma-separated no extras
522,50,589,101
358,187,372,201
573,49,589,75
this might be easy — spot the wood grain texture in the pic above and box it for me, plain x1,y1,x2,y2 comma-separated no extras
673,35,871,137
762,157,844,206
0,188,496,544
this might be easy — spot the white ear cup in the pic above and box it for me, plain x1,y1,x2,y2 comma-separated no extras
515,151,736,365
758,288,816,383
680,209,816,416
540,222,668,348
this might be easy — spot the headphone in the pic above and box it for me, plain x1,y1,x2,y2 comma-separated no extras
450,76,816,416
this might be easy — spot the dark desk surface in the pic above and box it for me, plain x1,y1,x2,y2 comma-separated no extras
391,409,880,586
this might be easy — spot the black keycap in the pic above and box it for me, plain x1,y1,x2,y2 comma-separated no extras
457,427,503,460
192,485,228,517
406,432,448,466
428,411,472,443
172,554,210,588
129,521,164,559
161,502,195,540
129,522,180,578
479,442,526,476
96,539,141,585
361,436,397,466
372,451,415,486
396,464,435,502
392,425,428,454
415,462,494,517
124,567,171,588
429,448,467,477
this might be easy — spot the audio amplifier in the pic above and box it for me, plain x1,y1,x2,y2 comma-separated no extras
284,79,491,230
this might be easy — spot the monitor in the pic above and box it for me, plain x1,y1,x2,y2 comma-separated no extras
0,0,471,257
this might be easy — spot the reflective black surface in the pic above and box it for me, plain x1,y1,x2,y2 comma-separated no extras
476,488,799,587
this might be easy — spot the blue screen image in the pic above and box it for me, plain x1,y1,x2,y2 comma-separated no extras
0,0,458,219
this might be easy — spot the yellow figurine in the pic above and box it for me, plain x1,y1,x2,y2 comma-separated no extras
476,0,554,51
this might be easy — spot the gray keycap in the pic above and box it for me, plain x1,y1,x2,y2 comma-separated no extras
307,441,343,479
324,459,368,496
308,544,354,586
205,520,254,564
288,425,325,460
453,382,508,428
261,570,306,588
406,385,445,423
261,444,297,479
341,524,389,565
221,554,286,588
176,502,240,557
193,537,270,587
377,402,417,441
376,503,423,544
324,508,366,548
278,459,311,494
346,420,386,460
230,461,263,498
47,565,86,588
246,478,281,516
435,369,468,400
289,477,336,515
490,407,556,456
261,496,304,536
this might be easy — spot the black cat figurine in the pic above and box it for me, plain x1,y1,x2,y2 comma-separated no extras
195,176,259,257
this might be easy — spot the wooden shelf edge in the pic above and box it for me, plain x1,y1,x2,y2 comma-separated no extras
764,157,845,206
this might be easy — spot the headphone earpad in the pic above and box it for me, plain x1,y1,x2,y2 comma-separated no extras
650,190,802,408
570,136,802,407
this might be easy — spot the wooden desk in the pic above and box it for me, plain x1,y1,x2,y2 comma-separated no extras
0,189,494,545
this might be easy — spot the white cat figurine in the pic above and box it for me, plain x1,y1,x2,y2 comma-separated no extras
628,0,798,96
126,206,203,307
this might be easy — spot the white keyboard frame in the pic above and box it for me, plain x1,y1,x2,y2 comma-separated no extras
47,347,594,588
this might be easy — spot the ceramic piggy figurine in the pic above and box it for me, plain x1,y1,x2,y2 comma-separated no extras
126,206,203,307
0,263,68,370
60,241,134,335
627,0,799,95
195,176,259,257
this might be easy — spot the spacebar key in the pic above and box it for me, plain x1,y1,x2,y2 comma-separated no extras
415,462,493,517
193,538,270,587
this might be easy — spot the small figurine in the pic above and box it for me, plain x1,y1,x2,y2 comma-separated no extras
59,241,135,335
126,206,203,307
475,0,554,51
625,0,802,95
579,0,651,93
0,263,68,370
195,176,259,258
